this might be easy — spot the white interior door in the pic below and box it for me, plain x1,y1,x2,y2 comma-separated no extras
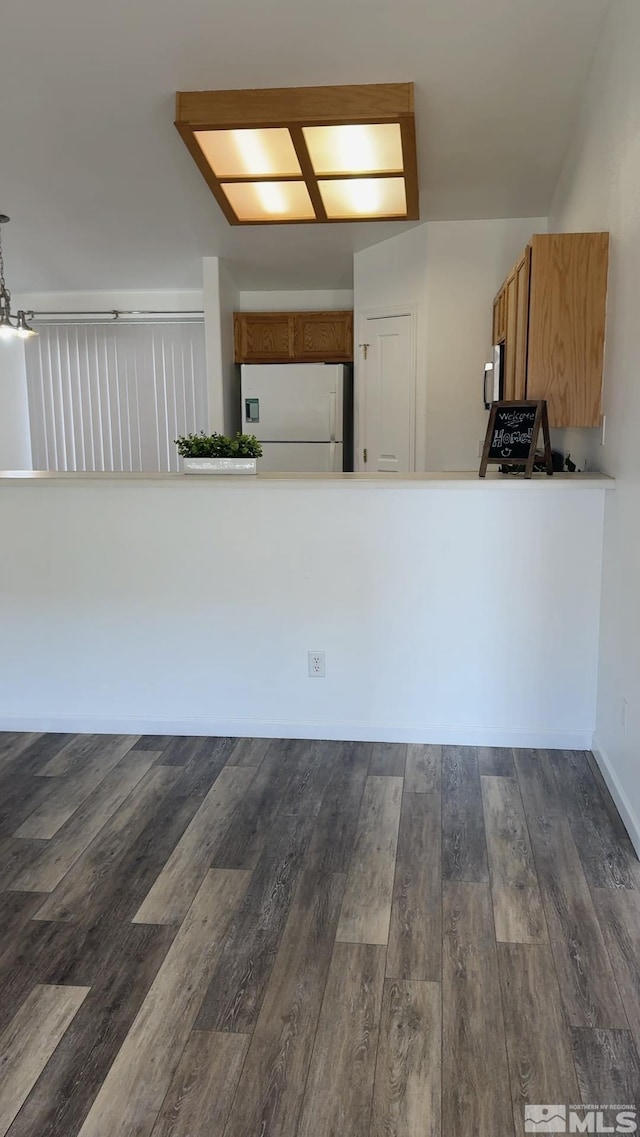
360,314,414,473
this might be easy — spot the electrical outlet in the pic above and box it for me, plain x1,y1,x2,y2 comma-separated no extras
478,439,485,458
308,651,326,678
621,697,629,735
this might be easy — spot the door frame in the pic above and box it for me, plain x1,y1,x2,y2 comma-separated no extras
355,305,418,473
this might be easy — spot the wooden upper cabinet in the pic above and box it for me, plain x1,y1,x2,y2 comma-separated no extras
234,311,353,363
293,311,353,362
492,232,609,427
526,233,609,427
233,312,295,363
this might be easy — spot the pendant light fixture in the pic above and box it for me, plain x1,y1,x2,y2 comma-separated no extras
0,215,37,340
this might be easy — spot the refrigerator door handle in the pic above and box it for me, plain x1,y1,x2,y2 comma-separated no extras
329,391,337,442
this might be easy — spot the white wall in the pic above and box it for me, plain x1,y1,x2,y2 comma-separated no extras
238,289,353,311
354,217,547,472
0,340,32,469
0,477,607,750
549,0,640,852
202,258,239,436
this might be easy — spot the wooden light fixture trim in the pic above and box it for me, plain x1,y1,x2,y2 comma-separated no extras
175,83,419,225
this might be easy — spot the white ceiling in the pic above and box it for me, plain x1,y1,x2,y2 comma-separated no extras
0,0,608,292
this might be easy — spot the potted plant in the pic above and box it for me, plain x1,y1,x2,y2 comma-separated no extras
175,431,263,475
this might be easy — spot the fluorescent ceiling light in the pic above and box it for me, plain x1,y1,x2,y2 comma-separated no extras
175,84,419,224
303,123,403,175
221,180,315,222
195,128,302,178
318,177,407,219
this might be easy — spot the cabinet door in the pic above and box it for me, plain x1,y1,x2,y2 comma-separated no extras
493,286,508,342
294,312,353,362
234,313,295,363
526,233,609,427
492,298,501,344
514,248,531,401
504,272,518,399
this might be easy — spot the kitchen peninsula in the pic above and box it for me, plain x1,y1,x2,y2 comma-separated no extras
0,469,612,749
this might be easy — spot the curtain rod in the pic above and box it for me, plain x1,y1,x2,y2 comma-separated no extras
26,309,204,320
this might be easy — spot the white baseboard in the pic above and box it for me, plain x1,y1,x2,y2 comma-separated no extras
591,734,640,859
0,712,593,751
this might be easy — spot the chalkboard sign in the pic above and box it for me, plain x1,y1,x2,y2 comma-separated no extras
479,400,553,478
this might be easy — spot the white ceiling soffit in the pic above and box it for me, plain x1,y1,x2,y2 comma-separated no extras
0,0,608,291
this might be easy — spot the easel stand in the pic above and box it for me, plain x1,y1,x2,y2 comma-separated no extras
479,400,553,479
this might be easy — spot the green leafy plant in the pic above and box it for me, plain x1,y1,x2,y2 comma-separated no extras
174,431,263,459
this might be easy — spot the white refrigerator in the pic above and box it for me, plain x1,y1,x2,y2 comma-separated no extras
241,363,347,472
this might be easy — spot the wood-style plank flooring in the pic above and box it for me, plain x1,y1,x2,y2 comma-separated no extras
0,734,639,1136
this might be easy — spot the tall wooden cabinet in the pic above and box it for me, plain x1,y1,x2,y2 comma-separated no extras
492,232,609,427
234,310,353,364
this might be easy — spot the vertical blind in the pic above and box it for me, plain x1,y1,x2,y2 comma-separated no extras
24,320,208,472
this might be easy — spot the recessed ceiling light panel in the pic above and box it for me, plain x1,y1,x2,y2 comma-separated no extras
303,123,403,176
220,180,316,222
175,84,419,224
195,128,302,178
318,177,407,219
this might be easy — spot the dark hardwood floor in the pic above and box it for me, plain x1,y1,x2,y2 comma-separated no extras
0,733,639,1136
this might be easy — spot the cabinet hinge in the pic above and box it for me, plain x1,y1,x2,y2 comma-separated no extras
363,448,368,463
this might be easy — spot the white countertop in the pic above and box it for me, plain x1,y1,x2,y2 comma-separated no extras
0,470,615,489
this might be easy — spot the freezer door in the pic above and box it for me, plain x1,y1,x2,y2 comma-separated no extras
258,442,343,473
241,364,343,442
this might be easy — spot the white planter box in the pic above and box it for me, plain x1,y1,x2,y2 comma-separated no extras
182,457,257,475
